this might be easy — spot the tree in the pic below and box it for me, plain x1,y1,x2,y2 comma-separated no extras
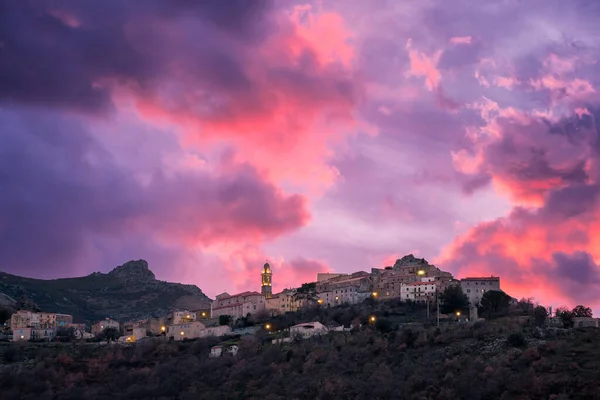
556,308,574,328
516,298,535,315
0,308,11,325
479,290,511,319
100,327,120,341
219,315,232,326
439,286,469,315
293,282,319,304
56,327,76,342
374,317,393,334
533,306,548,327
571,305,593,318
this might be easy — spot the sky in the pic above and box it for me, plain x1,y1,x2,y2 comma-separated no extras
1,0,599,314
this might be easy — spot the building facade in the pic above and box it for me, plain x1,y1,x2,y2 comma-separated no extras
211,291,266,319
169,311,196,326
290,322,328,339
91,318,120,336
266,289,301,314
317,273,348,282
460,276,501,305
10,310,73,332
315,272,373,307
166,321,206,341
400,281,437,302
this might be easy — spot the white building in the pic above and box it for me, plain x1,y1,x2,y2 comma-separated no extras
290,322,328,339
460,276,501,305
209,344,239,358
211,291,266,319
400,281,437,302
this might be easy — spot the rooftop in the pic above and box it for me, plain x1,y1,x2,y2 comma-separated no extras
214,291,262,300
461,276,500,281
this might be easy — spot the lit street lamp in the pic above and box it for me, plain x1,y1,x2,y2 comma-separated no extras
369,315,376,324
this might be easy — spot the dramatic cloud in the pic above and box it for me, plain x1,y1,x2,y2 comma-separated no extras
2,0,600,311
440,106,600,311
0,0,366,190
0,109,307,279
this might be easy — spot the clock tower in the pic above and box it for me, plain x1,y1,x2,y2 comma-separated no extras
261,262,272,298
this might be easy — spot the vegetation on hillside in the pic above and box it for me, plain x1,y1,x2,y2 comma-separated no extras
2,291,599,400
1,314,599,400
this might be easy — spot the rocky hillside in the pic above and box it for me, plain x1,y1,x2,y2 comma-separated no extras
0,260,211,323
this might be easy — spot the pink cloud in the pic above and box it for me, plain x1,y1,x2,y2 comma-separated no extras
405,39,442,91
449,36,472,45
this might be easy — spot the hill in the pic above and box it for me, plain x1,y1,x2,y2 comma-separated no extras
0,316,599,399
0,260,211,323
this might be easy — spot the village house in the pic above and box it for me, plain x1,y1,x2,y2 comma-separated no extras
56,313,73,328
12,327,32,342
372,255,455,300
211,291,266,319
166,320,206,341
192,307,211,321
266,289,301,315
122,321,147,342
317,273,348,282
315,272,373,307
91,318,120,336
145,317,166,335
290,322,328,339
10,310,75,341
460,276,501,306
200,325,232,338
167,310,196,326
209,344,239,358
400,280,437,302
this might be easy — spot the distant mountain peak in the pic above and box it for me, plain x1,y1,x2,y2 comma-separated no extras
108,259,156,282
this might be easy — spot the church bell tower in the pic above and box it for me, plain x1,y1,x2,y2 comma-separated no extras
261,261,272,298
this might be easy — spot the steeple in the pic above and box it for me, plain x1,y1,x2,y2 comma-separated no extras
261,261,272,298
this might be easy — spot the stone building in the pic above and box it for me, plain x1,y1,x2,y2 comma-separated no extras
211,291,266,319
372,254,455,300
266,289,301,315
316,272,373,307
460,276,501,306
91,318,120,336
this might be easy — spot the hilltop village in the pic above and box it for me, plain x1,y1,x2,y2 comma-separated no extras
2,255,597,344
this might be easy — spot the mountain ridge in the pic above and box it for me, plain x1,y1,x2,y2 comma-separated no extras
0,260,211,323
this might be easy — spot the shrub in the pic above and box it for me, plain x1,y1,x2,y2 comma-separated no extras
534,306,547,327
507,332,526,348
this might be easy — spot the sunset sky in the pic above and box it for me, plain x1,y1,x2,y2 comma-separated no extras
1,0,599,314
